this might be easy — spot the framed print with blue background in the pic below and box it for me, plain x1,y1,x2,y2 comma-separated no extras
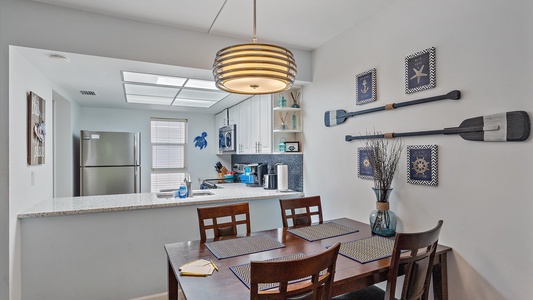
407,145,438,186
405,47,436,94
356,68,376,105
357,147,374,180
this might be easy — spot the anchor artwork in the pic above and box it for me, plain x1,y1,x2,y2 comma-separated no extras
356,68,376,105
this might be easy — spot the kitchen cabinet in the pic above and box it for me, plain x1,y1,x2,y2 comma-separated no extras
231,95,271,154
272,87,302,153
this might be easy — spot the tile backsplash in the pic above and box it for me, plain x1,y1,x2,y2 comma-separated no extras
231,154,303,192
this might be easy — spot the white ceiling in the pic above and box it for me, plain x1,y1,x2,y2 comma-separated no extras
20,0,396,114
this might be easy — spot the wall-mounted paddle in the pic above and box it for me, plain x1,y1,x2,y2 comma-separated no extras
345,111,530,142
325,90,461,127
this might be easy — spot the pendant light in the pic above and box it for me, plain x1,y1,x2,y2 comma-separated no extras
213,0,297,95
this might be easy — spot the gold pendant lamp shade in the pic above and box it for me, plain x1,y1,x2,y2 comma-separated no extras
213,0,297,95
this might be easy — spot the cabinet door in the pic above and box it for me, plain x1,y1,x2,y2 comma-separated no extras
239,100,253,153
228,105,239,126
258,94,272,153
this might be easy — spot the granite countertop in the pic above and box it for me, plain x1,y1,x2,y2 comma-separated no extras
18,183,304,219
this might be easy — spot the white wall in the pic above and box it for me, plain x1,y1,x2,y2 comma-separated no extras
53,91,74,197
8,48,57,300
79,107,222,192
303,0,533,299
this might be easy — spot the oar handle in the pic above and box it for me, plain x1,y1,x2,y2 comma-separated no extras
345,125,494,141
344,90,461,118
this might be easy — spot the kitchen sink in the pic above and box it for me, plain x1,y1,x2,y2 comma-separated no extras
156,190,214,198
192,190,214,196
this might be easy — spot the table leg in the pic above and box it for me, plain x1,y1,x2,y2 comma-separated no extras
168,260,178,300
432,253,448,300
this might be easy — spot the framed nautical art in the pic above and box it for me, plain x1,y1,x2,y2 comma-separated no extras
357,147,374,180
356,68,377,105
27,91,46,165
406,145,438,186
405,47,436,94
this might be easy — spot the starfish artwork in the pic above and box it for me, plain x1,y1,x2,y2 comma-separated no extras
410,65,427,84
194,132,208,150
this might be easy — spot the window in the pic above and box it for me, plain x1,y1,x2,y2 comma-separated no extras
150,118,188,192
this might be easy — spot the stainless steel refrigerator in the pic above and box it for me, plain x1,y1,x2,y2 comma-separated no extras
80,130,141,196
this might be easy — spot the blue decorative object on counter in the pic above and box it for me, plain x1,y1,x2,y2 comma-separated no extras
194,132,208,150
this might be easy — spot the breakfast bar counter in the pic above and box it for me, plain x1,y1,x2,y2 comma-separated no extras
18,184,303,299
18,183,303,218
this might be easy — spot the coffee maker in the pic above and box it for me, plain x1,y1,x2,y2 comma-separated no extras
246,163,267,187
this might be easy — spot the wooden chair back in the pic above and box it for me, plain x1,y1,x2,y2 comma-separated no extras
385,220,444,300
196,202,251,242
250,242,341,300
279,196,323,228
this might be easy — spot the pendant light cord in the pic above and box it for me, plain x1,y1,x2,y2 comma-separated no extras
253,0,257,43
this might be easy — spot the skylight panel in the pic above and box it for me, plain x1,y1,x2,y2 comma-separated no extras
122,71,186,87
126,95,174,105
178,89,228,101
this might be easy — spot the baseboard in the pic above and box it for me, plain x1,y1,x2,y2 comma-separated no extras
130,292,168,300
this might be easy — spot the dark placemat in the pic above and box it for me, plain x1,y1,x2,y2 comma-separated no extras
205,234,285,259
230,253,307,290
339,235,396,263
287,222,359,242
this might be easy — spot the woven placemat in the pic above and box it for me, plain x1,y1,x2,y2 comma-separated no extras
339,235,396,263
205,234,285,259
287,222,359,242
230,253,308,290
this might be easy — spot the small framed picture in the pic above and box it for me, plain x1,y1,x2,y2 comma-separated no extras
285,141,300,152
405,47,436,94
356,68,377,105
357,147,374,180
406,145,438,186
27,91,46,165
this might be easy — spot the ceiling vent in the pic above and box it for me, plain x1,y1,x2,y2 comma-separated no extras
79,90,98,96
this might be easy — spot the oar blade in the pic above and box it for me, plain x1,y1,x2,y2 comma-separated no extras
458,111,530,141
324,110,347,127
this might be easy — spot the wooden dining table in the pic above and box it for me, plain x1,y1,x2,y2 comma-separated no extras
164,218,451,300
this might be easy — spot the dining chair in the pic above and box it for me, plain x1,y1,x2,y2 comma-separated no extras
196,202,251,242
250,242,341,300
334,220,444,300
279,196,324,228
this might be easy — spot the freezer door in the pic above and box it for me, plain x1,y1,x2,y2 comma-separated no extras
81,131,140,167
81,166,141,196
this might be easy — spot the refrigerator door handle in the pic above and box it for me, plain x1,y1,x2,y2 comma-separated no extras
134,133,140,166
134,167,140,193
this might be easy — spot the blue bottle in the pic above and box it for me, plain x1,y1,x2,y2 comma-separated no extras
176,183,188,198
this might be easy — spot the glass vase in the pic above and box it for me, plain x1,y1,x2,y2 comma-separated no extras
369,188,397,237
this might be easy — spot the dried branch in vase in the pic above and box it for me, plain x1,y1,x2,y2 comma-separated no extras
361,135,403,199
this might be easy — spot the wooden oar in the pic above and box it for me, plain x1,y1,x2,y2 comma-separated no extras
345,111,530,142
325,90,461,127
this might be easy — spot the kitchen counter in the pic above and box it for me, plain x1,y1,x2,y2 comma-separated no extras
18,183,304,218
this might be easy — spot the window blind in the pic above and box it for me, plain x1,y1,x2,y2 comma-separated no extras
150,119,187,192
